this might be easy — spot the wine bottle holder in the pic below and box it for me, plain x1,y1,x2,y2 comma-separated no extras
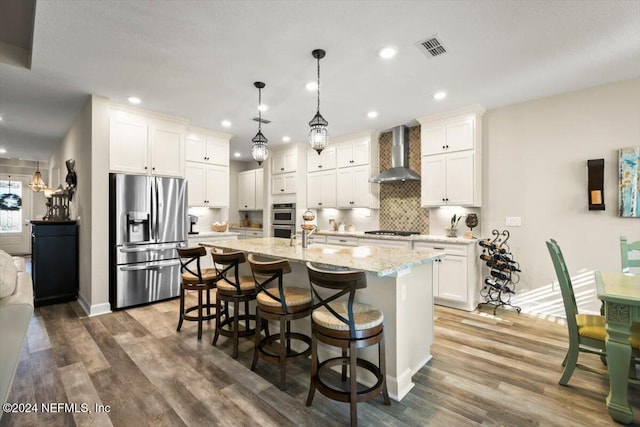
478,229,521,314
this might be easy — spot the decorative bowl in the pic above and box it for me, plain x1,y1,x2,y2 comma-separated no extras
211,222,228,232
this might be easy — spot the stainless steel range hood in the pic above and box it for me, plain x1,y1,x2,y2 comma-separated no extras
370,125,421,184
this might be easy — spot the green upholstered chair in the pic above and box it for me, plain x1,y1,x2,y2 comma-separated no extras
546,239,640,385
620,236,640,274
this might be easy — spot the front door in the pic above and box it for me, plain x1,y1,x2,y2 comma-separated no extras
0,174,33,255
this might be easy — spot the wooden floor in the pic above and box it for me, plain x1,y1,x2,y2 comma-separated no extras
1,296,638,427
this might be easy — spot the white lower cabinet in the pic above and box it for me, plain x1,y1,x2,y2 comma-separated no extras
413,241,479,311
358,238,412,249
230,228,264,240
326,236,359,246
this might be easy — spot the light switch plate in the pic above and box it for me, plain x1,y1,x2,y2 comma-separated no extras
506,216,521,227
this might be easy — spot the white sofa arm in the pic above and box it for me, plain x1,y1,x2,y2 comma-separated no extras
0,272,34,408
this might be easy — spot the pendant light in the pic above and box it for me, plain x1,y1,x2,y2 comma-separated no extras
251,81,269,165
28,161,47,192
309,49,328,155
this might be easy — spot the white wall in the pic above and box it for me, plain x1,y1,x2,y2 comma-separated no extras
482,78,640,292
48,95,111,316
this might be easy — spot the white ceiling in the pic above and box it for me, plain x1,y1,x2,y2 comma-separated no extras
0,0,639,162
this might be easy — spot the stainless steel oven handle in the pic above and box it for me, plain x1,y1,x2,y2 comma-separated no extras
119,260,180,271
120,244,178,253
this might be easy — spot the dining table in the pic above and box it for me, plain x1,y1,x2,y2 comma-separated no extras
595,271,640,424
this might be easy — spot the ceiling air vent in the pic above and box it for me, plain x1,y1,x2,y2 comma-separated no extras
253,117,271,124
416,34,447,58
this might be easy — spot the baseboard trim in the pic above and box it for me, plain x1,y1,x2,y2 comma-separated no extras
77,293,112,317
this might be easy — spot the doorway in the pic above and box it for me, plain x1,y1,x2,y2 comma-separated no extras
0,174,33,255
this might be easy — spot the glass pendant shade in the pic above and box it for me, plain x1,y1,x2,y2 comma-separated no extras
309,112,328,154
28,162,47,192
251,81,269,165
251,130,269,165
309,49,328,155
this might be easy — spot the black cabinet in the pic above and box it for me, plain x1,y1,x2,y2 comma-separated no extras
31,220,78,307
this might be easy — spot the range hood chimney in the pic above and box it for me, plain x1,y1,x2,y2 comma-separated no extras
370,125,421,184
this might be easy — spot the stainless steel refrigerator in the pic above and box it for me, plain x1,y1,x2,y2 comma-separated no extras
109,173,187,309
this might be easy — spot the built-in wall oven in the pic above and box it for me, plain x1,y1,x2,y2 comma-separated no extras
272,203,296,238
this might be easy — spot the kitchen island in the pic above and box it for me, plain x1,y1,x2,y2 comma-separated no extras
200,237,443,401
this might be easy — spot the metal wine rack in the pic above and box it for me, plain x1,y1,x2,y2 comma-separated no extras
477,229,522,314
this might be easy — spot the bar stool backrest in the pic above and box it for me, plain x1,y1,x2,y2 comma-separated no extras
306,262,367,340
177,247,207,282
212,251,246,293
248,254,292,312
620,236,640,273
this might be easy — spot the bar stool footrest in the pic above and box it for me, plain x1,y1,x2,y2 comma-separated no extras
182,304,217,322
257,333,311,364
216,313,257,338
314,356,385,403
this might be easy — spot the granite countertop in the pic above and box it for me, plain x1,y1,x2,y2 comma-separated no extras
200,237,443,277
228,226,264,231
187,231,239,238
314,230,478,244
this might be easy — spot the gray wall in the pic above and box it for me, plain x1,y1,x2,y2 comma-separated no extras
481,78,640,292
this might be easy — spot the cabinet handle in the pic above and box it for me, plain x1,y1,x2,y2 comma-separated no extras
144,166,148,170
281,189,284,192
434,247,445,250
442,145,446,149
280,167,284,171
318,165,322,168
442,198,446,202
318,202,322,206
152,167,156,171
339,239,347,243
445,145,449,149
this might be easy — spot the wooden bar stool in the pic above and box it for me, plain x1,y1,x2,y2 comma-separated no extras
176,247,218,340
305,262,390,427
211,250,258,358
248,254,312,390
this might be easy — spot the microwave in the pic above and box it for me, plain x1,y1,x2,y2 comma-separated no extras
272,203,295,225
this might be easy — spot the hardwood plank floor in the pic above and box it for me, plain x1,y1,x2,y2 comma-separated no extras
1,296,638,426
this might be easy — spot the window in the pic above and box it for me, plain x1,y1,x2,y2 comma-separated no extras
0,179,23,233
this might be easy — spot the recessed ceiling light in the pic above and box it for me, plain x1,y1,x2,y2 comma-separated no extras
221,120,231,127
379,46,397,59
233,152,241,158
305,81,317,91
0,116,3,121
0,148,6,154
257,104,268,112
127,96,141,104
367,111,378,119
433,91,447,100
282,136,291,142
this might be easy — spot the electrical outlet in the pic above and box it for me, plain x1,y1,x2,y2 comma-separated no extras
506,216,521,227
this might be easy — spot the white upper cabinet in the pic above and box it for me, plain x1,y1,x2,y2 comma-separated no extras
185,128,231,166
109,105,186,177
307,170,336,208
271,147,297,174
418,105,485,207
271,173,297,195
421,116,475,155
185,163,229,207
307,146,336,172
421,151,475,206
336,138,370,168
239,168,263,211
336,166,374,208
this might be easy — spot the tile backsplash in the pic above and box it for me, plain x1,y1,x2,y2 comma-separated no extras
379,125,429,234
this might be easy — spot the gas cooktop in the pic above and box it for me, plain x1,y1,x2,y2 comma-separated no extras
364,230,420,237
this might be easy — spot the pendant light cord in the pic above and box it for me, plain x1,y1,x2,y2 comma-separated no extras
316,56,321,113
258,87,262,132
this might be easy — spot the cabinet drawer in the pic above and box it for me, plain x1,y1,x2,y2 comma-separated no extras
32,223,77,236
413,241,468,257
246,230,264,238
326,236,359,246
